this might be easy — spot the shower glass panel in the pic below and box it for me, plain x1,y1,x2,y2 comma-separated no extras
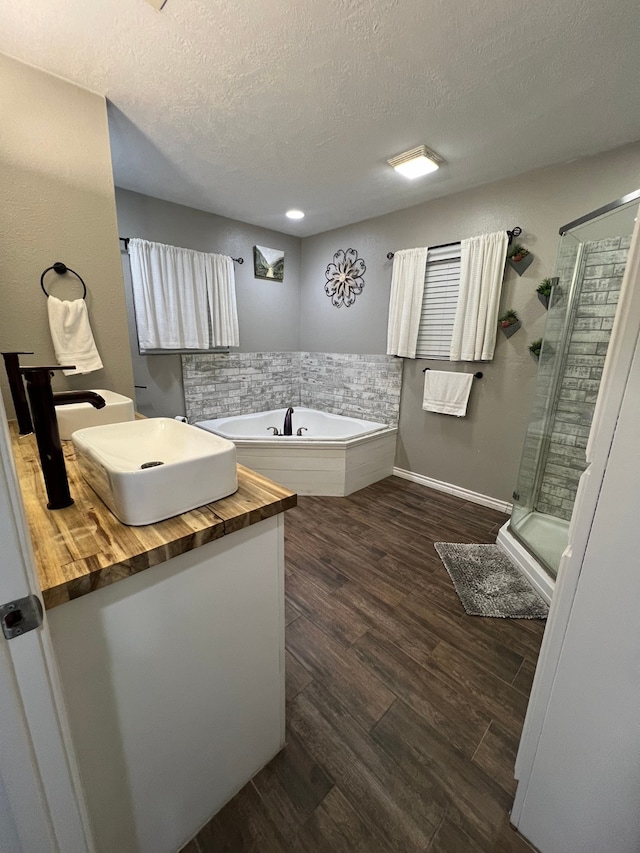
509,195,639,579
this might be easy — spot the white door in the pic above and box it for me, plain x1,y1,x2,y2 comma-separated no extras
0,396,95,852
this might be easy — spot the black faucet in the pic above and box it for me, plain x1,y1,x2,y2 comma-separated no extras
2,351,34,436
283,407,294,436
20,366,105,510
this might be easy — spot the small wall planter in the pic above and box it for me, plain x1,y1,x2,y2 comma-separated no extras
507,244,533,276
504,320,521,338
529,338,543,359
498,310,521,338
536,276,558,310
537,293,550,309
501,320,521,338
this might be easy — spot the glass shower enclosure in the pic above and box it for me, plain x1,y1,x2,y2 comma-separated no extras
498,190,640,601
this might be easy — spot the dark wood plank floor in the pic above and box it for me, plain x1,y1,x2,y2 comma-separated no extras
184,477,545,852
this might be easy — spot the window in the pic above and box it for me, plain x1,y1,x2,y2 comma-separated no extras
415,244,461,359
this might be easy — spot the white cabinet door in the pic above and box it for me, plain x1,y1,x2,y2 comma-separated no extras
0,397,94,852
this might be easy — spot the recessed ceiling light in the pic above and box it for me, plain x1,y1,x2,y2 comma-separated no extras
387,145,444,179
286,209,305,220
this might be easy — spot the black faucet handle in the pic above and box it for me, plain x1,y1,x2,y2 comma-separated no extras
20,365,75,373
20,366,76,383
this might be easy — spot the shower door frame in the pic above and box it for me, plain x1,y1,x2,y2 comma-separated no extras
507,247,584,580
509,247,585,559
558,188,640,235
501,188,640,596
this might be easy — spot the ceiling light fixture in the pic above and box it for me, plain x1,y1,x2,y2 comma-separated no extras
387,145,444,179
286,209,305,220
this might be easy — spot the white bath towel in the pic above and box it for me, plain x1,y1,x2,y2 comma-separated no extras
47,296,103,376
422,370,474,417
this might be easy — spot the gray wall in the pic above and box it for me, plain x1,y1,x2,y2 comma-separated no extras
299,141,640,502
115,188,302,417
0,54,134,415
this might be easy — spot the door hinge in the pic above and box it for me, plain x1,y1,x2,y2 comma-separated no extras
512,490,520,501
0,594,44,640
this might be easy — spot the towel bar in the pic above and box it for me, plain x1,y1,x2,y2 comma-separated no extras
423,367,483,379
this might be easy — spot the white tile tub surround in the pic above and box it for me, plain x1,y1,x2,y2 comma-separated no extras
182,351,403,426
197,408,398,496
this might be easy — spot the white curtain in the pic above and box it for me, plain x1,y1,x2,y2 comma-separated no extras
386,247,429,358
450,230,508,361
129,239,239,351
204,253,239,348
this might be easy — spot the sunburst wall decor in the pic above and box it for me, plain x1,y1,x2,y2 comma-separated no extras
324,248,366,308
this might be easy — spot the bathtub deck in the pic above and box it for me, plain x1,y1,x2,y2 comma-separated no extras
234,428,398,496
182,476,543,852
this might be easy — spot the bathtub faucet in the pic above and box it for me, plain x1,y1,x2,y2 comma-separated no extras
283,407,294,436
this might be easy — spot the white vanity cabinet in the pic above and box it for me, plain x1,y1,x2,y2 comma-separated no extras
48,514,286,853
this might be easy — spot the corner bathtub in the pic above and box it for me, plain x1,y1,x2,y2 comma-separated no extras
196,407,398,496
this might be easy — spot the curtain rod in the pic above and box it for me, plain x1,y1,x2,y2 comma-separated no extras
119,236,244,264
386,227,522,260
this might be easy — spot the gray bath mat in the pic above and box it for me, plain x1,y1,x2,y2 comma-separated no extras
434,543,549,619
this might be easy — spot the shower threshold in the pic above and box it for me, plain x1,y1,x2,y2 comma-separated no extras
496,511,570,604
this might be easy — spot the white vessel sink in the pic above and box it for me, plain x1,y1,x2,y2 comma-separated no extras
56,389,135,440
71,418,238,526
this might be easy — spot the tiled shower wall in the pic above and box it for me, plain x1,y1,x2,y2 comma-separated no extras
536,236,631,520
182,352,402,425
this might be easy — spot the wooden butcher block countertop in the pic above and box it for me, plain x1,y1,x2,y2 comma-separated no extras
9,422,297,610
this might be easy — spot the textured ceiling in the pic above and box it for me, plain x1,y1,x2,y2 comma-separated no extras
2,0,640,236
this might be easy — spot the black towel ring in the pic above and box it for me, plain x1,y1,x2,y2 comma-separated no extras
40,262,87,299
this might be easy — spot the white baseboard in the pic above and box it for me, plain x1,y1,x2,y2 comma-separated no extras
392,467,512,514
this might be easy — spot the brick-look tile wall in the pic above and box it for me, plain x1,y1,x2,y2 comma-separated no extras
182,351,402,426
536,236,631,520
182,352,301,422
299,352,402,426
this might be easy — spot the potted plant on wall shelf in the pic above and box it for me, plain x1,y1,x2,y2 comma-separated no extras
498,309,521,338
529,338,543,359
537,278,553,309
507,243,534,275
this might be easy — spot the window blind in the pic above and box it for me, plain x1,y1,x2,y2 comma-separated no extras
415,245,461,359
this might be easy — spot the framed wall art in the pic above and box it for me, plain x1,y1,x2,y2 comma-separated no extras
253,245,285,281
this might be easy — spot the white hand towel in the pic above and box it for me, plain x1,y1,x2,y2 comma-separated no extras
47,296,103,376
422,370,474,417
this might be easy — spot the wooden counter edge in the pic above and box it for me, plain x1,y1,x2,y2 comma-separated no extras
9,424,297,609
